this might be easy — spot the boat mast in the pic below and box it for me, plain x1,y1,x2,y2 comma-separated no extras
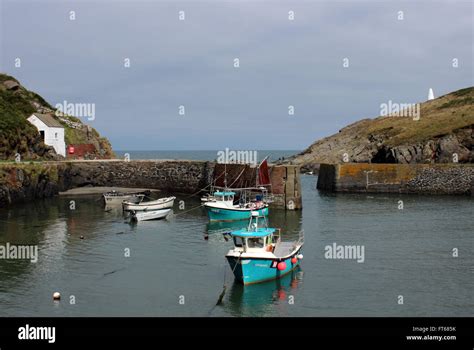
224,162,227,190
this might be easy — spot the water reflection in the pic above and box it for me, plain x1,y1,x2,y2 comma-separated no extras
268,208,302,238
205,208,303,239
206,220,247,234
225,268,304,316
104,202,124,215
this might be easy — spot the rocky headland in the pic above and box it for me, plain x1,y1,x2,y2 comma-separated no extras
285,87,473,173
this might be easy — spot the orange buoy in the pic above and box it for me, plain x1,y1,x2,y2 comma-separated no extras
277,261,286,271
291,257,297,264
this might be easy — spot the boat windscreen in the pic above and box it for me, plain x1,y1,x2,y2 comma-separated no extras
247,237,264,248
233,236,244,247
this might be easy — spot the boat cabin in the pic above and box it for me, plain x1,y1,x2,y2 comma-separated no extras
231,228,278,253
230,212,280,253
214,191,235,203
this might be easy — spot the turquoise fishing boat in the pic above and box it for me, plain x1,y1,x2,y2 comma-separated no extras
225,212,304,285
204,191,269,222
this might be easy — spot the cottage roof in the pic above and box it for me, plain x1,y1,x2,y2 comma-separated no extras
31,113,64,128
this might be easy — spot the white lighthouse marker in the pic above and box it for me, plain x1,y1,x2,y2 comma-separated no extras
428,88,435,100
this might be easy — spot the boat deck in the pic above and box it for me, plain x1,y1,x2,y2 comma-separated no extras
273,242,296,258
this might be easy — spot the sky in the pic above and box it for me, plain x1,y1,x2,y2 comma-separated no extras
0,0,472,150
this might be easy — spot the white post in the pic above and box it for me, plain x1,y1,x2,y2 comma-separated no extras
428,88,435,100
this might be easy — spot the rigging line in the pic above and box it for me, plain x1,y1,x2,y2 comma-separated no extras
227,167,246,188
180,170,226,199
171,202,206,217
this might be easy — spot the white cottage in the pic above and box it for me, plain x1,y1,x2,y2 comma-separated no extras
27,113,66,157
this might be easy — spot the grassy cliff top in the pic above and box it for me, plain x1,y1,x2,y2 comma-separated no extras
362,87,473,146
291,86,474,166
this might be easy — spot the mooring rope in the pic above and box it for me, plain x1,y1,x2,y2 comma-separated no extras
170,202,206,217
180,170,227,199
216,252,242,306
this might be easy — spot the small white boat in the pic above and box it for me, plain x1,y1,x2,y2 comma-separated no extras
123,196,176,211
201,194,216,203
130,208,172,222
103,191,145,205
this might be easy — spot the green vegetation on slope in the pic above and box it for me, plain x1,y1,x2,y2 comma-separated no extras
364,87,473,146
0,73,114,160
290,86,474,167
0,75,48,159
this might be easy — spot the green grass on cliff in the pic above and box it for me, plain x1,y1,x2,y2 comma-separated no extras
0,73,114,160
0,85,38,150
368,87,474,146
294,86,474,165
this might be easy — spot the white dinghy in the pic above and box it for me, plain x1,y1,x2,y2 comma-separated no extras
130,208,172,222
123,196,176,211
103,191,145,205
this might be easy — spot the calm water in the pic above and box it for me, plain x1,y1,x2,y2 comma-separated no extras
114,150,299,163
0,175,472,317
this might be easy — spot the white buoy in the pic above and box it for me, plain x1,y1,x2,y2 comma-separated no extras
53,292,61,300
297,254,304,260
428,88,435,100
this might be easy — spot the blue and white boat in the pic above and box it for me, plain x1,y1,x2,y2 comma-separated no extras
226,212,304,285
204,191,269,222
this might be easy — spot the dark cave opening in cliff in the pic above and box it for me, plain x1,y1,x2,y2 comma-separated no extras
371,147,397,163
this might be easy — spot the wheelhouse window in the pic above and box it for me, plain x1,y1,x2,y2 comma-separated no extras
247,237,264,248
233,236,244,247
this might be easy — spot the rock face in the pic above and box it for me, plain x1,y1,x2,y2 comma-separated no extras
372,127,472,164
0,164,60,207
286,87,474,172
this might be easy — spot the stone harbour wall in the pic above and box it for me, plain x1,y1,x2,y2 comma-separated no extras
269,165,302,209
0,160,214,208
0,160,302,208
58,160,215,194
317,163,474,195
